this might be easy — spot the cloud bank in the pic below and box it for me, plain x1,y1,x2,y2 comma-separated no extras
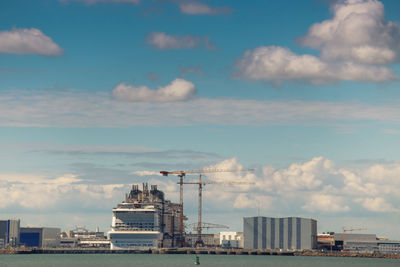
0,173,126,210
146,32,216,50
1,89,400,127
111,78,196,102
203,157,400,215
2,157,398,215
0,28,62,56
236,0,400,84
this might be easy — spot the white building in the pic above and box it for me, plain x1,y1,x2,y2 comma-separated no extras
220,231,244,248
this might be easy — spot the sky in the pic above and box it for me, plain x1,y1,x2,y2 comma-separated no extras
1,0,400,239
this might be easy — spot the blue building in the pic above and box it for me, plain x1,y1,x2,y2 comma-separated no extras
20,227,61,248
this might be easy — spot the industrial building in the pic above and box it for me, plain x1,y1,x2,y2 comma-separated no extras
243,216,317,250
60,227,109,248
378,240,400,254
0,220,20,248
334,233,377,252
318,233,400,254
185,233,219,247
220,231,244,248
108,183,181,250
19,227,61,248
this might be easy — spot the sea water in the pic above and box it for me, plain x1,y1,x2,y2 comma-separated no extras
0,254,398,267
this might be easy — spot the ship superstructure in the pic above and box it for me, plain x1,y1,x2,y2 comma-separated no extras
108,183,180,249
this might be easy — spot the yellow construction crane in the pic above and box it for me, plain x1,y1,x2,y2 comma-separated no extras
182,173,254,247
160,168,253,246
187,222,229,232
342,227,368,250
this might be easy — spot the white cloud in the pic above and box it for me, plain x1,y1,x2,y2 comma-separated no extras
131,170,162,176
146,32,216,50
205,157,257,185
236,46,396,84
364,163,400,183
111,78,196,102
267,156,334,191
201,157,400,215
233,194,273,210
2,89,400,127
0,173,127,210
299,0,400,65
0,173,81,185
355,197,399,213
236,0,400,84
178,1,232,15
302,193,350,213
0,28,62,56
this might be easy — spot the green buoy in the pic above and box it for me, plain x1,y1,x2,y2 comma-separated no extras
194,255,200,265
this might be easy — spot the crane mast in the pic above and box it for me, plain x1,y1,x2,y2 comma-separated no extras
198,175,203,246
182,173,254,247
160,168,253,247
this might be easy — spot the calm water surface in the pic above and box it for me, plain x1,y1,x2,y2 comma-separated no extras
0,254,398,267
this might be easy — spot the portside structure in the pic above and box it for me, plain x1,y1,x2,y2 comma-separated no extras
108,183,180,250
244,216,317,250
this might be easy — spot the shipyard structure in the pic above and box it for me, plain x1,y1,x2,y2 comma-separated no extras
108,183,181,249
244,216,317,250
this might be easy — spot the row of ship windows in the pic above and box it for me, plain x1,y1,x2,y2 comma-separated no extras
116,223,154,226
115,226,155,229
115,244,153,247
116,220,154,223
115,228,155,231
115,213,154,214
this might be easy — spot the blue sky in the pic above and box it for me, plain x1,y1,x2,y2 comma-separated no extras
1,0,400,239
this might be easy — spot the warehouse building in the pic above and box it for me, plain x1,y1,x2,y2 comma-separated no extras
0,219,20,248
378,240,400,254
334,233,377,252
19,227,61,248
333,233,400,254
243,216,317,250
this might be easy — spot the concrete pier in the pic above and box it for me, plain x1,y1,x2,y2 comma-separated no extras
3,248,399,259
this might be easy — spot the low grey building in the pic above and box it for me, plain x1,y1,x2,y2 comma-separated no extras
334,233,377,252
378,240,400,254
20,227,61,248
243,216,317,250
334,233,400,254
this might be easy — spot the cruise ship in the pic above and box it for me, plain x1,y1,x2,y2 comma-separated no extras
108,183,180,249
